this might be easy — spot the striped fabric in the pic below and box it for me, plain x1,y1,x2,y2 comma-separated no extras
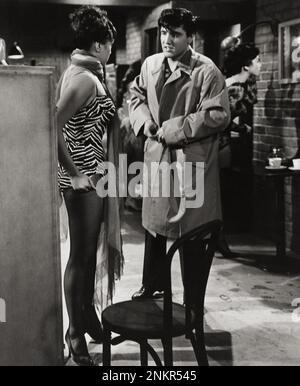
58,94,115,190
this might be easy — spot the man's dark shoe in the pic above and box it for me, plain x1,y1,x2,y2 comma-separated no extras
132,286,164,300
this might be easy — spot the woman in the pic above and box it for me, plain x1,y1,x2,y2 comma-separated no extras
218,38,262,257
56,6,118,365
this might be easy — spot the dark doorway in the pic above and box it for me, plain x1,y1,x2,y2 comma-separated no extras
144,27,161,57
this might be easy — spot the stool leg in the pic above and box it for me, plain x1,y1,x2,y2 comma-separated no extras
195,318,209,366
162,337,173,366
140,340,148,366
102,327,111,366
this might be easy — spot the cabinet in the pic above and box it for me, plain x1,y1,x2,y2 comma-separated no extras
0,66,63,365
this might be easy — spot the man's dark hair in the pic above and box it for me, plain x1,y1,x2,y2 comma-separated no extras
158,8,197,37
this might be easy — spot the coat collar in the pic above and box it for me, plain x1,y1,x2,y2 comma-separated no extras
151,46,198,76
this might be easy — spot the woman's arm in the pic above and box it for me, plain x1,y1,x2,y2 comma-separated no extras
56,74,96,190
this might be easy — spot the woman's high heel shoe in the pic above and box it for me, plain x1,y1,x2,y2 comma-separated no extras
65,329,96,366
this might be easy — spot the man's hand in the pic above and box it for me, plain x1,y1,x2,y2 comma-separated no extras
144,119,158,138
120,116,131,132
156,128,165,144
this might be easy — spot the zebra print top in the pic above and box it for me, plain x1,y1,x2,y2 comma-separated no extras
58,94,116,190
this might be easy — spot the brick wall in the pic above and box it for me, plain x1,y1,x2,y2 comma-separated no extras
126,11,145,64
254,0,300,252
143,2,172,29
116,48,127,65
126,2,172,63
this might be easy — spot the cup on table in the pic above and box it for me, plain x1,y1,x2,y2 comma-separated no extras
292,158,300,169
269,157,282,168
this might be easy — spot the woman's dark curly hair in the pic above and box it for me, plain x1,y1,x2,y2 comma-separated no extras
70,5,116,50
222,39,260,77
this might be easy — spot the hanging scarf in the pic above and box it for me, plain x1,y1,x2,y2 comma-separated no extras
94,112,124,309
62,49,124,309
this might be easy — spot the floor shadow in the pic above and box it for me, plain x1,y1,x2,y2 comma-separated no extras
89,332,234,366
216,252,265,266
204,325,233,366
219,230,300,274
216,250,300,276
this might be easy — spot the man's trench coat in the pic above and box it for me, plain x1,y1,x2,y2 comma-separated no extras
129,47,230,238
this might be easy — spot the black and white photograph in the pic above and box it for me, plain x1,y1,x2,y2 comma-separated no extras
1,0,300,368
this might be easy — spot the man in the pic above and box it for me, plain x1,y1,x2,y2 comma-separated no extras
129,8,230,300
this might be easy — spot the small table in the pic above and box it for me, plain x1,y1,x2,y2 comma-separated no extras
253,163,300,273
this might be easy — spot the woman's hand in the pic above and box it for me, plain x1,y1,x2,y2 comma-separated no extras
70,173,92,191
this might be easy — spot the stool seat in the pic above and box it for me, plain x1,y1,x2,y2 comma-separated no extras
102,299,194,339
